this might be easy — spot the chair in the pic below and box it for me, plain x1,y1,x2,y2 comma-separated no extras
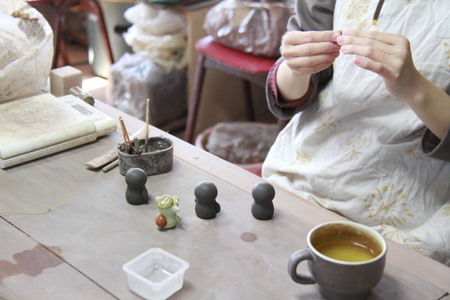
27,0,113,69
184,35,279,144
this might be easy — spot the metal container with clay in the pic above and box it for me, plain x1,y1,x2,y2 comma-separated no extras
117,136,173,176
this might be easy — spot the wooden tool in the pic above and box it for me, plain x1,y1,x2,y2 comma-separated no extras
133,137,142,155
144,98,151,151
84,125,148,170
102,159,119,173
119,116,132,153
85,147,118,169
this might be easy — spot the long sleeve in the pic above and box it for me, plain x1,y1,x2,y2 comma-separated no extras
422,127,450,162
265,0,336,119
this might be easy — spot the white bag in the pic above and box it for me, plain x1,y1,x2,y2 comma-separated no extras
123,3,187,72
0,0,53,102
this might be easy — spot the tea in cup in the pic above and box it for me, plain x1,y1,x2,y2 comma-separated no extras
288,221,387,300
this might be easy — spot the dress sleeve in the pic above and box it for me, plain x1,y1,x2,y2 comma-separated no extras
421,127,450,162
265,0,336,119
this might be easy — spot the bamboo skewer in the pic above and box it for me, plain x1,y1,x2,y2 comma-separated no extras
144,98,150,151
119,116,132,153
133,137,142,154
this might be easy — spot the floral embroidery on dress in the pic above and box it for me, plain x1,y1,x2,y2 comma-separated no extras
379,224,422,253
443,206,450,217
343,0,370,21
364,184,414,226
444,42,450,67
403,137,424,159
379,225,420,244
346,136,368,160
289,152,312,168
313,109,340,134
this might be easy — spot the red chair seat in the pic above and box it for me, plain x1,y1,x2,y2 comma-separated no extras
195,36,277,74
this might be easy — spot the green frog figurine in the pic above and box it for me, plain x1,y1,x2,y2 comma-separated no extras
155,195,181,230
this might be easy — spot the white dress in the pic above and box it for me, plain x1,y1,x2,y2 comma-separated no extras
263,0,450,265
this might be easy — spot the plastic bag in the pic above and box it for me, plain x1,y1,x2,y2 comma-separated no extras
0,0,53,102
204,0,292,58
124,3,185,36
124,26,187,72
110,53,187,128
205,122,278,164
123,3,187,72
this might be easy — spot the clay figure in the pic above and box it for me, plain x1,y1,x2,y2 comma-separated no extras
155,195,181,230
251,182,275,220
125,168,149,205
194,181,221,219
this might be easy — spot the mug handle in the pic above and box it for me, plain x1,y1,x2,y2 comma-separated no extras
288,249,316,284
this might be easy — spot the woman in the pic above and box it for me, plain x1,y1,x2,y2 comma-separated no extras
263,0,450,265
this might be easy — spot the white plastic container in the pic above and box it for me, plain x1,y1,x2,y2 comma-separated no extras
123,248,189,300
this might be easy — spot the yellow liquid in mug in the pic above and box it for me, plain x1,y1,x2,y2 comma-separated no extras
317,241,378,262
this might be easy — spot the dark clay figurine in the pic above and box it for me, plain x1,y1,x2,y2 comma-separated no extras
125,168,149,205
251,182,275,220
194,181,221,219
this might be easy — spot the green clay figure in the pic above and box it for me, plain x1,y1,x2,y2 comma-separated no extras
155,195,181,230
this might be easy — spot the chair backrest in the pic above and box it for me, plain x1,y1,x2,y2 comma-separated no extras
195,36,278,74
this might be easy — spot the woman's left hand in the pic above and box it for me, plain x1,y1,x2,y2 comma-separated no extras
337,28,450,140
336,28,420,101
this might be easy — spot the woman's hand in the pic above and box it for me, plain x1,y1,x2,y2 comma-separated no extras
337,29,450,139
336,29,420,101
276,30,341,100
281,30,342,77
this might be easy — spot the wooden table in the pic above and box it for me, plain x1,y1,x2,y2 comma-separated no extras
0,101,449,300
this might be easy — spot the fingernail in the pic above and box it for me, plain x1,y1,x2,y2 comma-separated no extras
337,36,345,44
331,32,341,41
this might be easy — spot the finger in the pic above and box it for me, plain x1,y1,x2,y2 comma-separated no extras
286,52,340,68
284,30,342,45
337,33,392,54
283,42,341,58
341,28,399,45
340,44,387,62
353,56,384,75
336,34,388,61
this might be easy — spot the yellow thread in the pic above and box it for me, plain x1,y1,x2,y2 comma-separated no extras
372,20,378,25
0,292,23,300
0,195,73,216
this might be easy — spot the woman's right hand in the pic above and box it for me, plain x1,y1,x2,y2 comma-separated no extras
280,30,342,77
275,30,341,101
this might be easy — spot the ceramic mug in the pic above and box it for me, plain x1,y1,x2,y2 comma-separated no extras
288,221,387,300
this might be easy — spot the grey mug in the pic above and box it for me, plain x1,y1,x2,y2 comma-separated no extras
288,221,387,300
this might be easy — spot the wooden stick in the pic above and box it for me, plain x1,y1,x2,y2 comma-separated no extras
144,98,150,151
102,159,119,173
84,146,118,169
133,137,142,154
84,125,148,170
119,116,131,153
